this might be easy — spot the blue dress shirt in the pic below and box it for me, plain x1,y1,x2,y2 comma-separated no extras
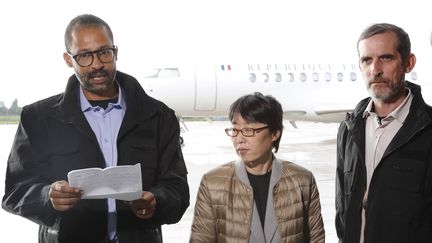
80,84,126,240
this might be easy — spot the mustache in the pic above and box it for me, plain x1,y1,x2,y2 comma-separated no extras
368,77,387,84
88,70,109,79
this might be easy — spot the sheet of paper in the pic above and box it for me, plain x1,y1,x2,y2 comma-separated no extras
68,163,142,201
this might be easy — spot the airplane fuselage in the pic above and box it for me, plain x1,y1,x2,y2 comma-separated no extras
141,63,420,123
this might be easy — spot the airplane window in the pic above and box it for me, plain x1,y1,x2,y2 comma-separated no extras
325,72,332,82
300,72,307,82
249,73,257,83
349,72,357,81
144,68,161,78
262,73,269,83
312,72,319,82
274,73,282,82
288,73,294,82
411,71,417,80
337,72,344,82
160,68,180,78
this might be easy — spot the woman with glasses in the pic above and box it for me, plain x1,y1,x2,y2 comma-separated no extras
190,92,325,243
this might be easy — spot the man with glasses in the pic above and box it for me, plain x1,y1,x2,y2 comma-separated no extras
189,92,325,243
2,14,189,243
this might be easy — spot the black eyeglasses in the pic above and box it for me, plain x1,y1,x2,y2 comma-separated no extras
225,126,269,137
68,46,117,67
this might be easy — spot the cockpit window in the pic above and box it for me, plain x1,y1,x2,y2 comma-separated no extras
160,68,180,78
144,68,180,78
144,68,161,78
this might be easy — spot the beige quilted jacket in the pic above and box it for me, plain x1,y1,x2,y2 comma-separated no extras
190,158,325,243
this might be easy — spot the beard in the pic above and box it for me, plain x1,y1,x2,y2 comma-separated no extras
367,74,406,103
77,69,117,95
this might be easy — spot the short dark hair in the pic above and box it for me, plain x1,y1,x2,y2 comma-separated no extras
64,14,114,52
228,92,283,152
357,23,411,65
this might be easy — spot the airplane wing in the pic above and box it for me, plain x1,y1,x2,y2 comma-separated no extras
314,105,354,115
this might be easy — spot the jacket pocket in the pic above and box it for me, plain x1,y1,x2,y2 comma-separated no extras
343,157,355,194
122,139,158,189
126,140,157,166
46,136,83,180
384,158,425,193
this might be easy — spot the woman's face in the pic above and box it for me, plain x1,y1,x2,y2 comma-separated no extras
230,114,280,165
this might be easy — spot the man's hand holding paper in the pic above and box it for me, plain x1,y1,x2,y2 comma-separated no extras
129,191,157,219
67,163,143,201
49,180,83,211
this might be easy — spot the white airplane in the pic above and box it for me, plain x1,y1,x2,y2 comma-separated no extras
141,63,421,125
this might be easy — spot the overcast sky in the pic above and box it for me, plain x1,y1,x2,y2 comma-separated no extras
1,0,431,106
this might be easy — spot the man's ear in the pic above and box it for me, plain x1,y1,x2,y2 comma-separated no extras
405,53,416,73
63,52,73,67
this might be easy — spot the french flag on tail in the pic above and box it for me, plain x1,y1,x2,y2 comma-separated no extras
221,64,231,71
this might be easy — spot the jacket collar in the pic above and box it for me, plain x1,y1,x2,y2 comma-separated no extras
44,71,159,140
234,155,282,185
344,81,432,160
362,88,412,125
235,156,282,243
346,81,430,129
385,82,432,156
79,82,126,113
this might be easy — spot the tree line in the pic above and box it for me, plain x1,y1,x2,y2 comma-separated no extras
0,99,22,116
